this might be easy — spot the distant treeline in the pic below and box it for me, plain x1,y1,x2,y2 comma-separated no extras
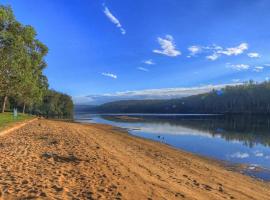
86,81,270,114
0,5,73,118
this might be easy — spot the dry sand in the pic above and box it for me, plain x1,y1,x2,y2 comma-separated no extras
0,119,269,200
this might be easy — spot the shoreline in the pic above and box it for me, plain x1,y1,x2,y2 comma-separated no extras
78,116,270,182
0,119,269,199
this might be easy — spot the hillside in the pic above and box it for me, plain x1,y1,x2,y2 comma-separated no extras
82,81,270,114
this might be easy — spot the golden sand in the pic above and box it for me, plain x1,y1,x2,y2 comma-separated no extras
0,119,269,199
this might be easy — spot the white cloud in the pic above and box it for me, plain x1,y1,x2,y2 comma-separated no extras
188,45,201,56
206,44,223,50
76,83,242,105
102,84,236,98
231,152,249,159
264,64,270,67
137,67,149,72
153,35,181,57
206,53,220,61
218,43,248,56
227,63,250,71
103,6,126,35
143,59,155,65
247,52,260,58
265,155,270,159
206,43,248,61
101,72,117,79
185,43,250,61
253,66,264,72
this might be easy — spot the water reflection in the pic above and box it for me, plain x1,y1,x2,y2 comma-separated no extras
101,115,270,148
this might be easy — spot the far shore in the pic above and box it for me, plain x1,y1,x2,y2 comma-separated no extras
0,119,269,199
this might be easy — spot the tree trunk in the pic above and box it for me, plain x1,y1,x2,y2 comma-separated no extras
2,96,7,113
22,102,26,114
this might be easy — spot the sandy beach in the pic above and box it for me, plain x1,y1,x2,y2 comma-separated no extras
0,119,269,200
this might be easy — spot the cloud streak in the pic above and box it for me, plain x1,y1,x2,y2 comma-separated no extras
137,67,149,72
143,59,155,65
219,43,248,56
253,66,264,72
206,43,248,61
74,83,242,105
101,72,117,79
153,35,181,57
227,63,250,71
248,52,260,58
103,5,126,35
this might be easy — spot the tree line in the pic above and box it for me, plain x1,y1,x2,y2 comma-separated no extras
0,5,73,118
88,81,270,115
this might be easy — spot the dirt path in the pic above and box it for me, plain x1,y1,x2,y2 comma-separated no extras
0,118,37,136
0,119,269,199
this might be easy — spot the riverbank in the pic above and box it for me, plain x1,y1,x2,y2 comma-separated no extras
0,119,269,199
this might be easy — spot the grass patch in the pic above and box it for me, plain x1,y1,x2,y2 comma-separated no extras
0,112,34,130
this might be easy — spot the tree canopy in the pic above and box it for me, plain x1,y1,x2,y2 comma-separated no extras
0,5,73,118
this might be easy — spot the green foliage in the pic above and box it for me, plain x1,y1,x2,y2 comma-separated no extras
181,81,270,114
0,5,49,112
32,90,74,118
0,5,73,118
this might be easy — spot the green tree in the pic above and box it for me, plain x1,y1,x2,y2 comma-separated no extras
0,5,49,113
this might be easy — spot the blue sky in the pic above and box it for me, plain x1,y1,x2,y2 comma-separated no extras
2,0,270,104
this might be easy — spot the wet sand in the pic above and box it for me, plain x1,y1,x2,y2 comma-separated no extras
0,119,269,199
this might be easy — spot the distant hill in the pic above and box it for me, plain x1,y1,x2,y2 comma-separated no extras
76,81,270,114
74,105,98,114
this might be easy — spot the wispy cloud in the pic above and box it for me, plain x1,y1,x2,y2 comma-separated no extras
264,64,270,67
219,43,248,56
253,66,264,72
205,43,248,61
231,152,249,159
101,72,117,79
137,67,149,72
153,35,181,57
206,53,220,61
103,5,126,35
75,83,242,105
227,63,250,71
143,59,155,65
188,45,202,56
248,52,260,58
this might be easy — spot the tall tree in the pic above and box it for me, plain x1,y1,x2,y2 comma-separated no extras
17,26,48,113
0,5,48,113
0,6,26,112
